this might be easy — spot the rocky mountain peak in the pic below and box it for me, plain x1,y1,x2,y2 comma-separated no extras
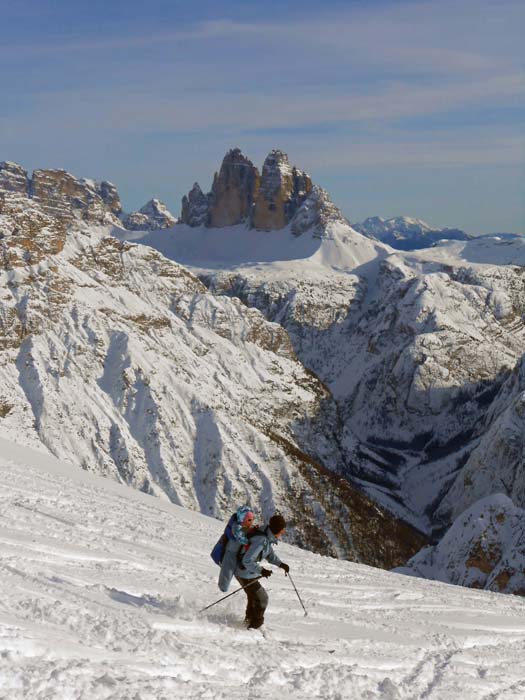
122,198,177,231
179,148,325,233
353,215,470,250
207,148,259,227
291,185,348,236
180,183,209,227
97,180,122,218
251,150,313,231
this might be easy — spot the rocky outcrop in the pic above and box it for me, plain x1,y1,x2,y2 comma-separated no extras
180,183,209,227
208,148,259,227
291,185,348,236
252,150,312,231
0,192,67,268
97,180,122,218
31,169,121,225
123,199,177,231
0,161,123,228
396,495,525,596
179,149,319,233
0,162,29,195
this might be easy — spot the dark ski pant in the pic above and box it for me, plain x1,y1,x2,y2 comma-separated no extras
235,576,268,629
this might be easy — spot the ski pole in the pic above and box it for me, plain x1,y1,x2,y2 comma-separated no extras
287,572,308,617
199,576,262,614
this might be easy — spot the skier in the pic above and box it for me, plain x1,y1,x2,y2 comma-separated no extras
235,513,290,629
217,506,256,593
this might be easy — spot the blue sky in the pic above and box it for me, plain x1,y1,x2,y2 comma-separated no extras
1,0,524,234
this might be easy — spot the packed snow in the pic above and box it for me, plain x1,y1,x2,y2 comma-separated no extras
1,434,525,699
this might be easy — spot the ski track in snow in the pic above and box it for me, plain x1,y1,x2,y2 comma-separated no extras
1,436,525,699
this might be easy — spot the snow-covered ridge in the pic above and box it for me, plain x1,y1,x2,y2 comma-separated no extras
1,436,524,699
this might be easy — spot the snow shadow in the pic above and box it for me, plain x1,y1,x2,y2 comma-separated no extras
98,331,180,502
113,223,324,269
191,402,223,515
108,588,194,619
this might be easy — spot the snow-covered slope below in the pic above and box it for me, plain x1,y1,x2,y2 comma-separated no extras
2,436,525,700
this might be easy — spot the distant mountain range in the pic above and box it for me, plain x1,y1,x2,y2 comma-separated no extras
351,216,471,250
352,216,523,251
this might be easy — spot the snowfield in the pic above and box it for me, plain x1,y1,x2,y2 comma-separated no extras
1,435,524,700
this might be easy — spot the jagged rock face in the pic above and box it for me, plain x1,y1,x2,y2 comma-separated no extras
252,150,312,231
31,169,121,225
180,183,209,227
208,148,259,227
123,199,177,231
0,191,67,268
0,162,123,228
97,180,122,218
397,495,525,596
291,185,348,236
0,162,29,195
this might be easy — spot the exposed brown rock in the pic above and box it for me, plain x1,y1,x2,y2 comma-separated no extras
179,149,327,233
466,539,502,575
31,169,119,225
0,192,67,268
208,149,260,227
252,150,312,231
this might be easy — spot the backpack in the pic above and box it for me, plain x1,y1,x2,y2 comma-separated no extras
210,512,238,566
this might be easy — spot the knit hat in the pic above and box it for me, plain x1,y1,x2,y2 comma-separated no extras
269,513,286,535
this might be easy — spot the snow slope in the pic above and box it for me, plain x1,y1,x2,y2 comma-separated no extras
1,434,525,700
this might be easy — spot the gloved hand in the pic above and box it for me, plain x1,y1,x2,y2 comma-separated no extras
260,568,272,578
279,562,290,575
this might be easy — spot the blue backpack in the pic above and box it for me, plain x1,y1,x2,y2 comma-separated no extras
210,506,253,566
210,512,237,565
